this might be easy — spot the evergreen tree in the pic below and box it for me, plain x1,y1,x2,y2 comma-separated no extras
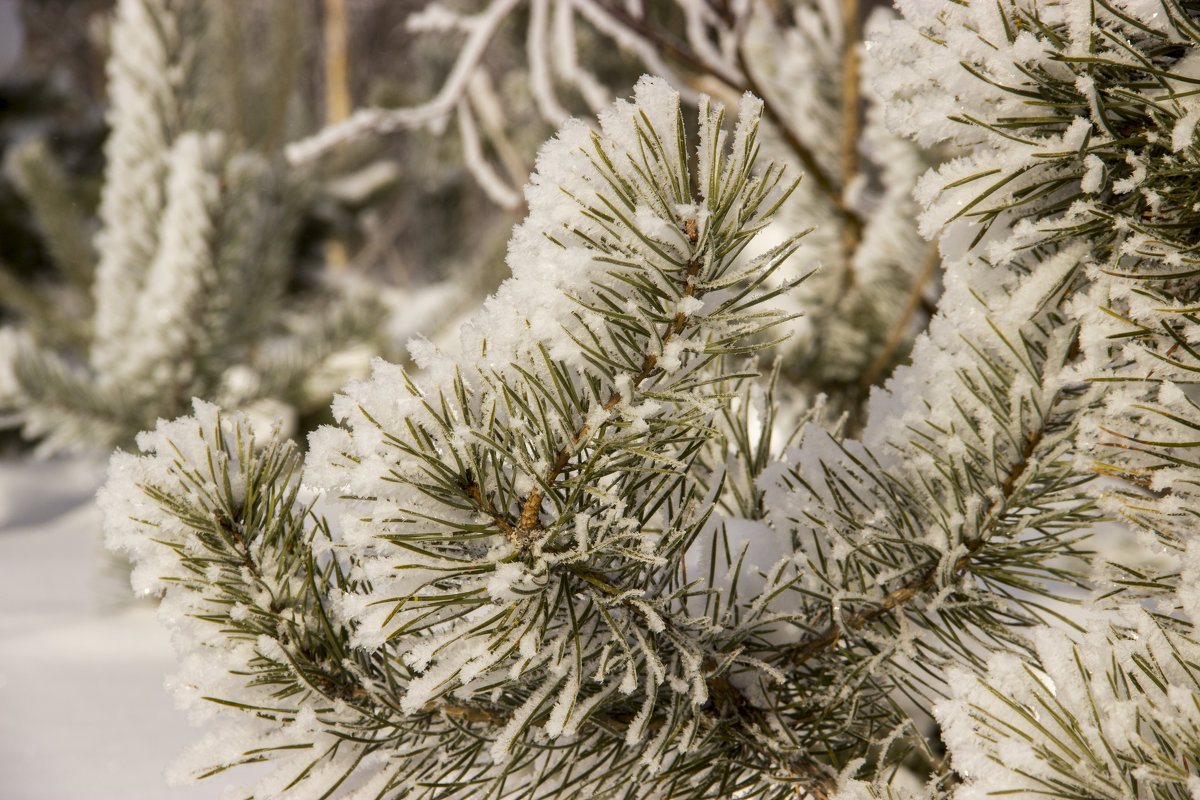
0,0,384,455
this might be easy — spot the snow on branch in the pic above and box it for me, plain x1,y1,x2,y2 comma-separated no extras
873,0,1200,557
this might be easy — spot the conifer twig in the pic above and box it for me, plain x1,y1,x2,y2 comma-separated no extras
514,221,705,546
784,421,1050,668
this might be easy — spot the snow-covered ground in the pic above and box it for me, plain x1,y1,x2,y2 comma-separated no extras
0,458,239,800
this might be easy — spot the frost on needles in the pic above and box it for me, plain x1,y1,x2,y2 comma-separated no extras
102,77,821,800
859,2,1200,798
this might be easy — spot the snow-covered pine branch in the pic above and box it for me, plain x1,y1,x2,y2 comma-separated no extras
873,0,1200,594
82,2,1200,798
102,77,830,800
762,244,1101,788
938,592,1200,800
873,1,1200,520
89,0,212,379
843,1,1200,796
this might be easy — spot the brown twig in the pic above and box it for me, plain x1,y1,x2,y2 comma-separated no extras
858,242,942,392
214,508,263,582
838,0,863,289
460,477,517,537
422,699,508,725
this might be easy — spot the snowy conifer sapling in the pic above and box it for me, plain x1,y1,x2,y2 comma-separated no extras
0,0,381,455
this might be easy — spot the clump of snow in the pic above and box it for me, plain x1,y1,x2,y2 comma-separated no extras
1080,153,1105,193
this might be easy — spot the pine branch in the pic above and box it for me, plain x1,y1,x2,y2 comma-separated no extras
5,340,147,453
785,418,1049,669
873,0,1200,548
105,79,823,800
760,262,1102,775
516,229,705,548
2,0,336,456
846,3,1200,793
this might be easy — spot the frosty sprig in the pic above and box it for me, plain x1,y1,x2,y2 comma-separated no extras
861,1,1200,795
939,598,1200,800
757,245,1102,782
103,77,830,800
873,0,1200,540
